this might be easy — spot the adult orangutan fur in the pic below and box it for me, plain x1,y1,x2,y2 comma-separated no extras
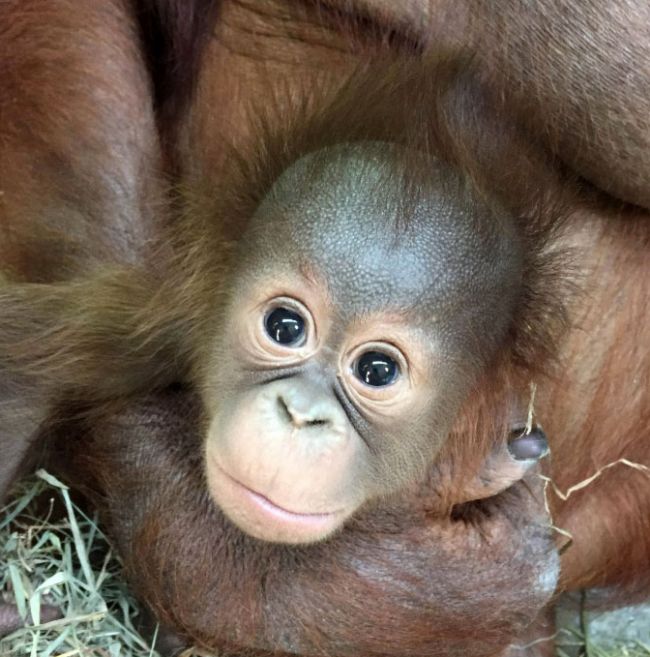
1,1,649,656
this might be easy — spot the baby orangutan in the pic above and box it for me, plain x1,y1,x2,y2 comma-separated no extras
0,142,549,547
1,1,648,652
0,127,558,652
39,139,553,649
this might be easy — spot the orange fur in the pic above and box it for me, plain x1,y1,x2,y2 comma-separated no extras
1,1,649,655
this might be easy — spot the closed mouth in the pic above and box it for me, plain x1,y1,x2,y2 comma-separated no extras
215,463,343,528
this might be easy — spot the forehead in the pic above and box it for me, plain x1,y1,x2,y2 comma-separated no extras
278,188,474,316
242,145,519,328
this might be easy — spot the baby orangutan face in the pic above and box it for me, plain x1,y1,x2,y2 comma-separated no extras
206,279,439,543
203,144,524,543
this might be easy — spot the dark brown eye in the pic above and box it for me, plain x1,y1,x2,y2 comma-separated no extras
355,351,399,387
265,307,305,346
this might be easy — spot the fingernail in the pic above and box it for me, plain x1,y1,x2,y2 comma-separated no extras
508,427,549,461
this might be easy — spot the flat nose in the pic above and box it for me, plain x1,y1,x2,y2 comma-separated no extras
277,393,331,427
275,381,344,430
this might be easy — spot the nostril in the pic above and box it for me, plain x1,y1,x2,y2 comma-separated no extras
277,395,294,424
276,395,330,428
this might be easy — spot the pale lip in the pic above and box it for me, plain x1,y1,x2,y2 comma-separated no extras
215,462,345,531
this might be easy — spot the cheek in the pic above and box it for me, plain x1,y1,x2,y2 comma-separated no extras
203,388,368,544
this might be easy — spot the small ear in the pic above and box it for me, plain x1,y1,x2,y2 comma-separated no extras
456,427,549,504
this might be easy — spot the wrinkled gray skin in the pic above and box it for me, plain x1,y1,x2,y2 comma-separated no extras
205,144,525,535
